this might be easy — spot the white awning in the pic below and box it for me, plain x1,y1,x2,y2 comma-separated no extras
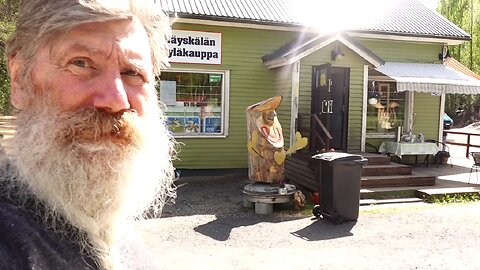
374,62,480,94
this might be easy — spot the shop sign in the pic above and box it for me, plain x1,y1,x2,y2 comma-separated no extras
168,30,222,65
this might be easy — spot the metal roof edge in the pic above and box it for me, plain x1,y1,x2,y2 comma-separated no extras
338,34,385,67
172,17,470,46
171,17,302,32
263,33,385,69
348,32,468,46
349,30,470,42
263,34,338,69
424,5,472,39
169,12,301,28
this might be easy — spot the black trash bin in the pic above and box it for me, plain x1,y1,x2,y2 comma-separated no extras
311,152,367,224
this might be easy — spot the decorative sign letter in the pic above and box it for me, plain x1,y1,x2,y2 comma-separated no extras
168,30,222,65
321,99,333,114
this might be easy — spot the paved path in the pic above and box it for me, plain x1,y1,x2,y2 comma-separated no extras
139,199,480,270
138,159,480,270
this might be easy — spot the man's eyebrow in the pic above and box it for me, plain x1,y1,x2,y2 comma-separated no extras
62,43,107,56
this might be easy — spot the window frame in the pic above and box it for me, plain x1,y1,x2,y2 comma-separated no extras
159,68,230,138
365,81,406,139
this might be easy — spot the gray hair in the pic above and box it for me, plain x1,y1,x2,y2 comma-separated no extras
6,0,170,76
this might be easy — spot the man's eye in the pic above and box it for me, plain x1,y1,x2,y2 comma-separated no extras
70,58,92,68
122,69,140,77
121,69,147,84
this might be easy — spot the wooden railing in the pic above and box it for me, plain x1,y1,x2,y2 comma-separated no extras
297,113,332,153
444,130,480,158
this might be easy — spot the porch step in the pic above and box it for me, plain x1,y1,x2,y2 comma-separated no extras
358,152,391,165
360,197,423,206
362,162,411,176
361,174,436,188
359,183,480,205
286,152,431,192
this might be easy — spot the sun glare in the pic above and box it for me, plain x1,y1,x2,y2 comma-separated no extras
291,0,397,34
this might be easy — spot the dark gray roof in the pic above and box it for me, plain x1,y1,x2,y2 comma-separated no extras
158,0,298,25
158,0,470,41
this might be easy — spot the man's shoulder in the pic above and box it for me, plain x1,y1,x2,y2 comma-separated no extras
0,201,98,270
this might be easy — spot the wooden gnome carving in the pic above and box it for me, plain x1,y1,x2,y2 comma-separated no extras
246,96,307,183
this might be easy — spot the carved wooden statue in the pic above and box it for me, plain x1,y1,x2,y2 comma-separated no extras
246,96,284,183
246,96,307,184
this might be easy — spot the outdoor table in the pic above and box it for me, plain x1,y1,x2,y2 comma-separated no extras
378,141,439,166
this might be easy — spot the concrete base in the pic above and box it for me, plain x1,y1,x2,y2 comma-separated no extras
254,202,273,215
244,198,254,208
243,182,296,215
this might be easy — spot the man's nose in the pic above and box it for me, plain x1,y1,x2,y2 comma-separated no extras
92,71,130,113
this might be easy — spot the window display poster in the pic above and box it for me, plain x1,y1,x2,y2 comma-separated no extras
160,80,177,105
167,116,201,133
184,117,201,133
166,116,185,133
204,116,221,133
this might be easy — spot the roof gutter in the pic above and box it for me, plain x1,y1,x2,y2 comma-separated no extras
171,16,470,46
349,31,470,46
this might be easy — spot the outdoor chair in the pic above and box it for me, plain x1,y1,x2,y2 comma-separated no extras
424,139,452,167
469,152,480,184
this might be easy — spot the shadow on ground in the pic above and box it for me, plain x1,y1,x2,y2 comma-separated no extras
290,219,356,241
194,215,356,241
194,214,301,241
162,169,356,241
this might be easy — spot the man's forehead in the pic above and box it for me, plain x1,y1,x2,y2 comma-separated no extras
51,20,152,63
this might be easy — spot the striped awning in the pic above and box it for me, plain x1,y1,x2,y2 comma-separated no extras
374,62,480,94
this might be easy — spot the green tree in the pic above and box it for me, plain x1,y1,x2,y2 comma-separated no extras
0,0,19,115
438,0,480,125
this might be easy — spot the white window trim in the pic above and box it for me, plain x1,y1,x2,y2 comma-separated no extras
361,65,368,151
161,68,230,138
364,81,407,139
290,61,300,147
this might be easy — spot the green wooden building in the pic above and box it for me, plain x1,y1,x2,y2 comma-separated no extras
158,0,480,169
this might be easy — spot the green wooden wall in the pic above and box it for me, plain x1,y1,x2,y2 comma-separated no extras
167,22,446,168
361,39,443,149
359,39,442,62
169,23,296,168
412,93,441,140
296,41,371,152
272,65,294,148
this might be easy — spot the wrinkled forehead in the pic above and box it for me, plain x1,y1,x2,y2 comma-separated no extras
47,19,153,68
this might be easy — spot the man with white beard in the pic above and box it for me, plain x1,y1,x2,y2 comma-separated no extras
0,0,176,269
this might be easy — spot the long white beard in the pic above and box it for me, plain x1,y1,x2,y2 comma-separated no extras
8,100,176,269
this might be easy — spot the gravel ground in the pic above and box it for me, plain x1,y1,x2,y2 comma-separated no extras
134,171,480,270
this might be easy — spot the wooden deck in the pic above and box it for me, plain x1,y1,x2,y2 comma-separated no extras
285,151,436,192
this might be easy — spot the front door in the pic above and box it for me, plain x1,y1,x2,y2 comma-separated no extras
311,65,350,151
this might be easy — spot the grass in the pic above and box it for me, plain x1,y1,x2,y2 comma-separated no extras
277,190,480,217
360,190,417,200
425,192,480,204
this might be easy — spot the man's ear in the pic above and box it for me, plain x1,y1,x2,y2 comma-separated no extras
8,51,26,109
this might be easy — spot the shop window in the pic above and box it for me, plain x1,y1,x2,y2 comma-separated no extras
158,70,228,136
366,81,405,137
